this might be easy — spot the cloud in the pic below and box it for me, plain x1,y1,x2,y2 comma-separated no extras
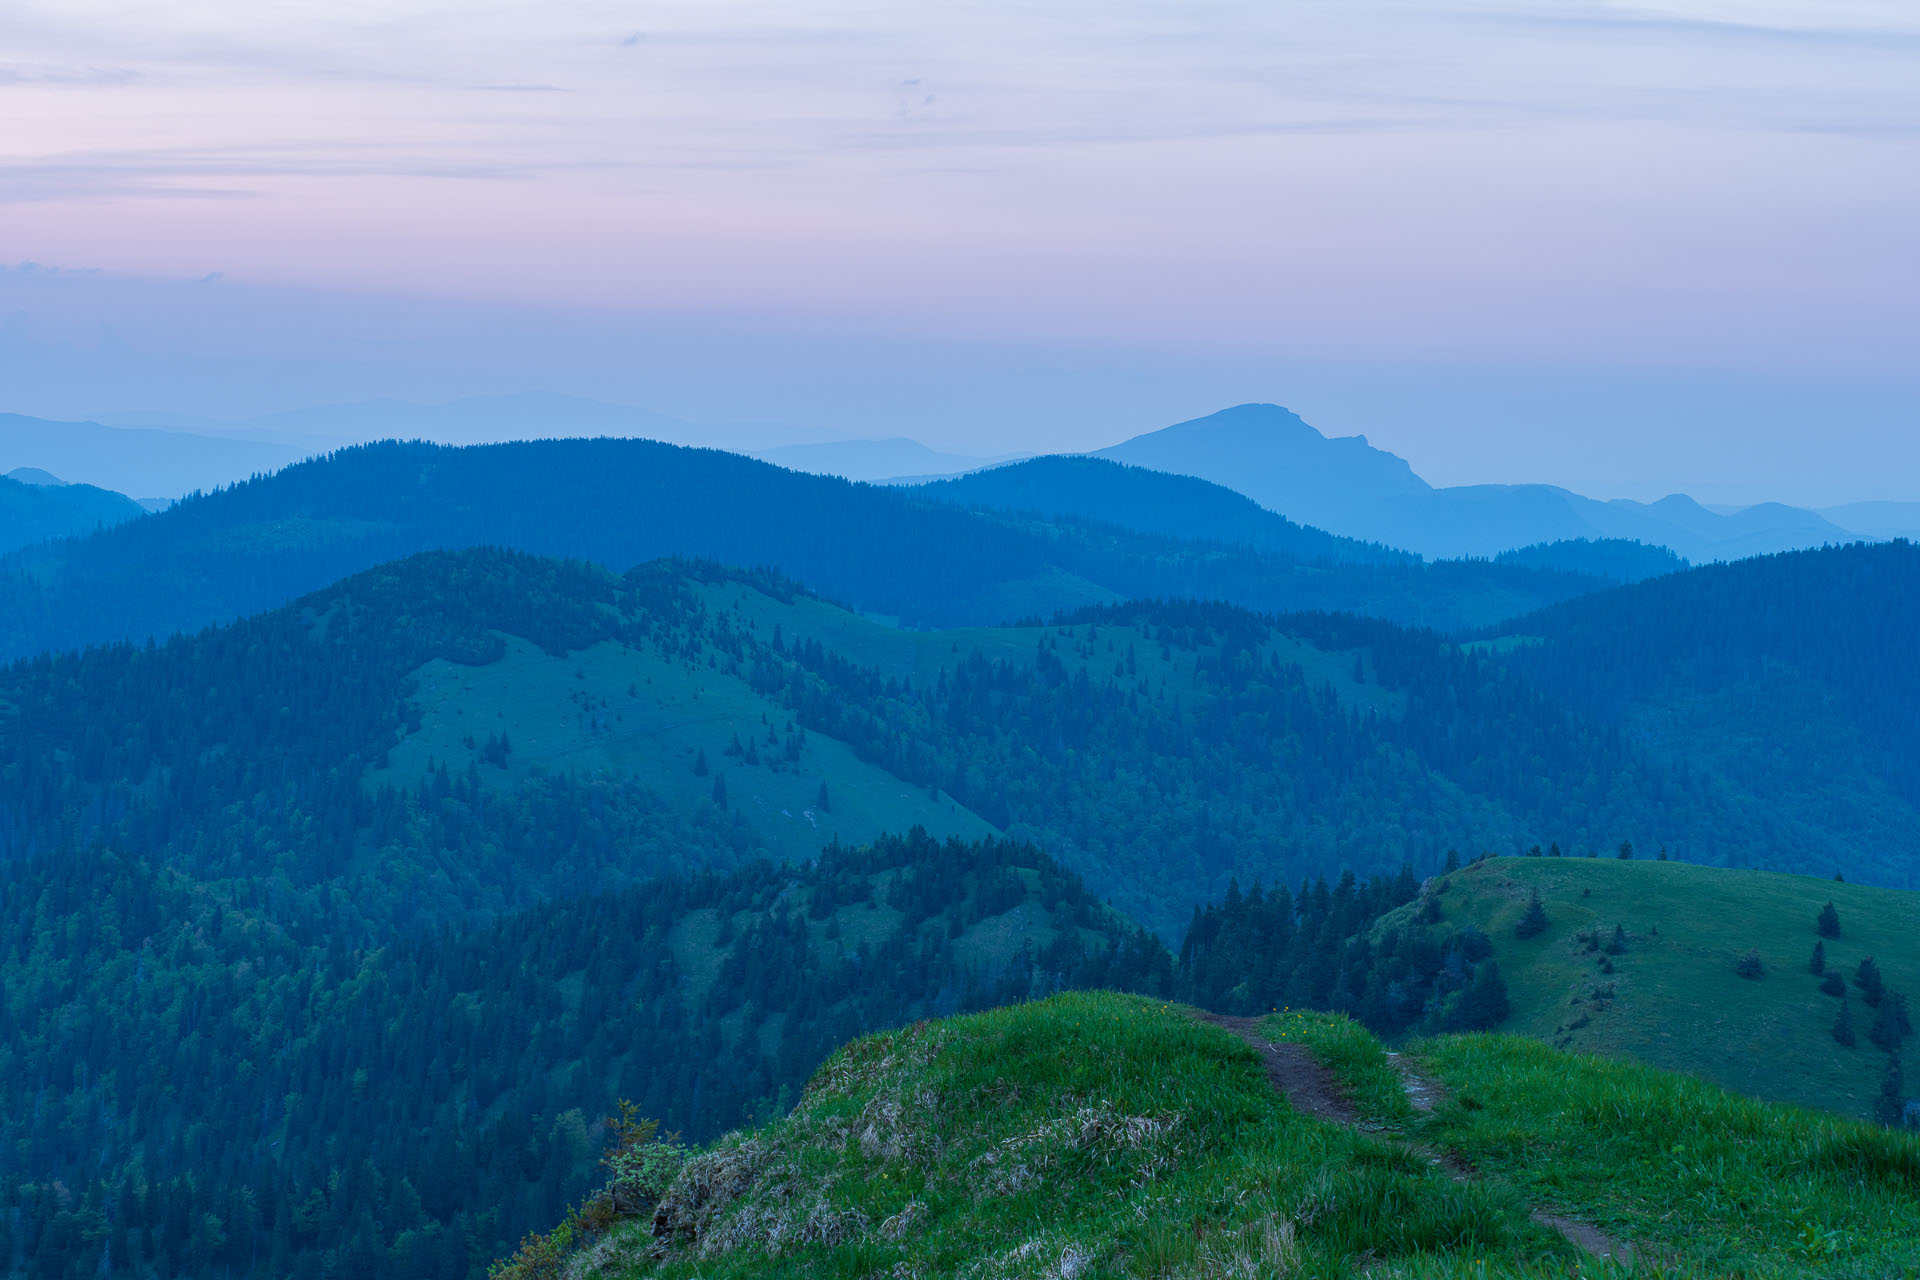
0,61,137,86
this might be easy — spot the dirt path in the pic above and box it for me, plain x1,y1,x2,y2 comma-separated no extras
1200,1013,1634,1266
1194,1013,1357,1126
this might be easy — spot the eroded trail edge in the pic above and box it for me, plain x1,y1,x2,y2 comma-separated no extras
1198,1012,1634,1266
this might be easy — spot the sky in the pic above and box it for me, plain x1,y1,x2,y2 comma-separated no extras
2,0,1917,504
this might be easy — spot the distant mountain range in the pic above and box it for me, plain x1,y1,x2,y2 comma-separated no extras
1094,403,1877,563
0,467,148,554
0,438,1618,663
0,412,304,498
9,396,1915,559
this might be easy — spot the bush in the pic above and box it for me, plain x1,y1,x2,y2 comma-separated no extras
1736,949,1765,980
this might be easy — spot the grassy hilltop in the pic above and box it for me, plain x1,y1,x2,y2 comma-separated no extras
1400,856,1920,1122
505,992,1920,1280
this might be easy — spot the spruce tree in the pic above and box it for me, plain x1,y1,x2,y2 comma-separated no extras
1833,998,1856,1046
1617,841,1634,860
1869,996,1909,1053
1514,890,1550,940
815,782,831,813
1606,924,1627,956
1816,901,1841,939
1736,949,1764,980
1443,849,1461,874
1855,957,1886,1007
1809,940,1826,975
1874,1057,1907,1128
711,772,728,809
1821,971,1847,997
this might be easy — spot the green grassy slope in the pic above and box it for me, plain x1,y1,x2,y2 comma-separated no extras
371,633,996,866
506,993,1920,1280
1400,856,1920,1121
1307,1014,1920,1279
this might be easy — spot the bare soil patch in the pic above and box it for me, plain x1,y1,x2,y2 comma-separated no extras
1193,1012,1357,1125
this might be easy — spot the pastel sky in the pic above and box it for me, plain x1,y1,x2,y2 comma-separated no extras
3,1,1917,503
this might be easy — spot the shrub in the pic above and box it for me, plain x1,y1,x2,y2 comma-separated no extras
1736,949,1765,980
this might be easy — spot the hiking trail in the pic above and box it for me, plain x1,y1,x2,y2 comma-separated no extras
1196,1013,1634,1266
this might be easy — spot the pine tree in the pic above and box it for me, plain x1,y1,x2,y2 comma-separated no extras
1809,940,1826,975
1442,849,1461,874
1514,890,1550,940
815,782,831,813
1736,949,1764,980
1833,998,1856,1047
1816,901,1841,939
1606,924,1627,956
692,748,709,777
1870,996,1910,1053
1617,841,1634,860
711,773,727,809
1874,1057,1907,1128
1820,971,1847,997
1855,956,1885,1007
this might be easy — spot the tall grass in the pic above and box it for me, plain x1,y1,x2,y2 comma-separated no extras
530,996,1920,1280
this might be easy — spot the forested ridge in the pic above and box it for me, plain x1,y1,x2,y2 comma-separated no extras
8,542,1920,1276
0,437,1611,663
1495,540,1920,877
0,827,1163,1279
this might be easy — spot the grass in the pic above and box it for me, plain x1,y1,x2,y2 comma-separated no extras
563,992,1572,1280
1414,1035,1920,1278
370,632,996,865
1286,1011,1920,1279
1398,857,1920,1121
502,994,1920,1279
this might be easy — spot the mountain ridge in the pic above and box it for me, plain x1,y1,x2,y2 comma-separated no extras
1096,402,1871,562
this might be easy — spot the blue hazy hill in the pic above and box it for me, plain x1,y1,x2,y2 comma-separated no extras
0,436,1615,663
0,470,147,553
1097,403,1865,562
916,453,1411,566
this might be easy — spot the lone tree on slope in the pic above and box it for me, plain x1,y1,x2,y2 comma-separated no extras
1515,890,1551,940
1816,902,1842,939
